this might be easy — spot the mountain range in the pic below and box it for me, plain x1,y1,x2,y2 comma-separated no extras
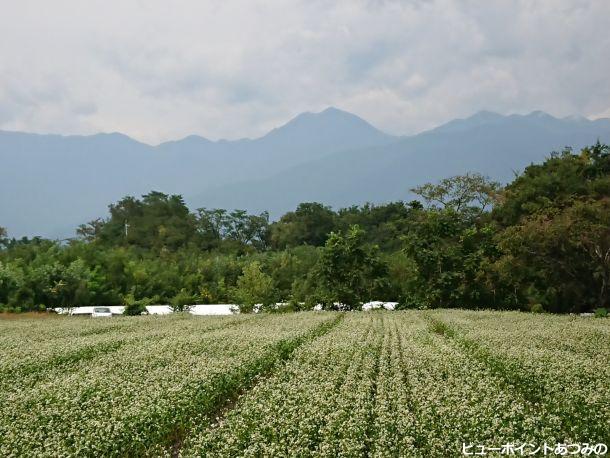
2,107,610,238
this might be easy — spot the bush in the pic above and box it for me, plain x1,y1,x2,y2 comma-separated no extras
594,307,608,318
530,303,545,313
395,292,423,310
122,292,153,316
233,261,277,313
170,289,196,312
124,302,147,316
269,303,297,314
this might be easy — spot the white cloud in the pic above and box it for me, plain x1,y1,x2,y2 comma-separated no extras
0,0,609,143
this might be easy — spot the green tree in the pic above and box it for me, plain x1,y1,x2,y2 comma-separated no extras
0,261,22,307
0,226,8,249
402,208,498,309
98,192,197,251
195,208,270,250
266,247,319,301
405,174,502,309
335,202,416,251
412,172,500,216
122,290,151,315
490,143,610,312
495,199,610,312
494,143,610,226
31,259,93,310
76,219,105,242
270,202,336,248
195,208,229,249
233,261,277,313
225,210,270,250
170,289,196,312
313,225,388,310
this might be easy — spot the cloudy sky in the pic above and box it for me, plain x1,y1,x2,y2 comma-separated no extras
1,0,609,144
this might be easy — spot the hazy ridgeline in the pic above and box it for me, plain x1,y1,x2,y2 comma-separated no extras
3,108,610,239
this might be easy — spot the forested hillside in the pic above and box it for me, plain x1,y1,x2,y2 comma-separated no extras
1,143,609,314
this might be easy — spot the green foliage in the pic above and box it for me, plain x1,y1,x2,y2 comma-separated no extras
97,192,198,251
494,142,610,226
335,201,417,251
196,208,270,251
122,291,152,315
402,208,498,309
170,289,197,312
412,172,500,215
233,261,277,313
270,202,335,248
123,302,147,316
0,226,8,248
313,225,388,310
491,143,610,313
0,261,21,306
494,199,610,312
594,307,608,318
530,303,545,314
2,144,609,314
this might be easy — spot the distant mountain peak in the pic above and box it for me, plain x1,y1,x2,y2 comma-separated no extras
272,106,389,138
430,110,505,134
287,106,364,123
526,110,556,120
91,132,134,141
431,109,571,135
155,134,213,150
182,134,211,142
469,110,504,121
319,106,352,116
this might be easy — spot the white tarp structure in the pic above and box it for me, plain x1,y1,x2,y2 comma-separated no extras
55,306,126,315
53,301,398,316
190,304,236,315
362,301,398,311
53,304,236,316
144,305,173,315
313,301,398,311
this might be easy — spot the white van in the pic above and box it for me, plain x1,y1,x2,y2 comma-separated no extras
92,307,113,318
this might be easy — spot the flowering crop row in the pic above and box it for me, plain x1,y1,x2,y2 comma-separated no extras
1,310,608,457
427,310,610,445
0,314,256,394
0,313,251,354
0,312,337,457
180,311,609,457
180,313,384,457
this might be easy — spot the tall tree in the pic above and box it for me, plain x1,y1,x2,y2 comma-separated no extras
402,207,498,309
98,192,197,251
495,199,610,312
76,219,105,242
494,142,610,226
313,225,388,310
270,202,336,248
412,173,500,216
233,261,277,313
0,226,7,249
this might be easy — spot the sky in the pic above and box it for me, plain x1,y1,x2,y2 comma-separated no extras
1,0,609,144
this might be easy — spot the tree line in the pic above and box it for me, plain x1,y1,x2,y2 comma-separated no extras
1,143,609,314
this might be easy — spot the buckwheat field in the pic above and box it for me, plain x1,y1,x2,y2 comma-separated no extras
1,311,608,457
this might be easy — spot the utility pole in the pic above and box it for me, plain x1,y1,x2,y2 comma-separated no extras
124,220,129,237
